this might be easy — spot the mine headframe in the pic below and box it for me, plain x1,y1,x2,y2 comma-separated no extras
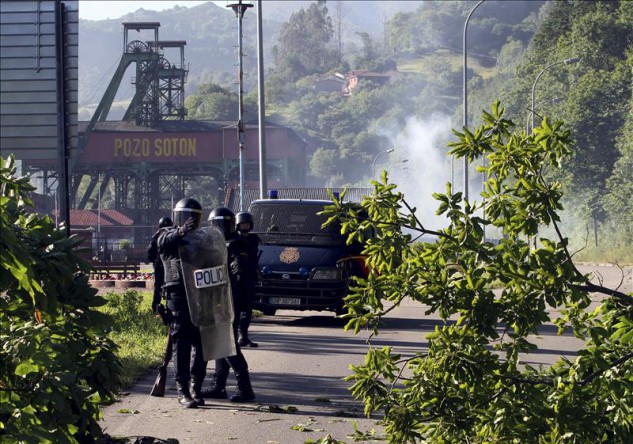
71,22,188,173
120,23,188,126
71,20,190,245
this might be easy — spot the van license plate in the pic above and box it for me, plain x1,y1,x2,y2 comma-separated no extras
269,297,301,305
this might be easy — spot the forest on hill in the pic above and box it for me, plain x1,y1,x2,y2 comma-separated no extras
81,1,632,261
78,0,418,113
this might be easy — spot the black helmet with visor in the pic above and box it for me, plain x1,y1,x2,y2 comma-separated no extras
158,216,173,228
173,197,202,229
235,211,254,232
208,207,236,239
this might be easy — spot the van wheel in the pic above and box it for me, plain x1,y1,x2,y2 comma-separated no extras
262,308,276,316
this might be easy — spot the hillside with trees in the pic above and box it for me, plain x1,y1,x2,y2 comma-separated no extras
81,0,631,261
467,0,632,260
242,0,632,262
4,2,630,442
78,0,418,117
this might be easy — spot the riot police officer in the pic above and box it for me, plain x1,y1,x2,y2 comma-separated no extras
147,216,173,314
157,198,205,408
234,211,261,347
203,207,255,402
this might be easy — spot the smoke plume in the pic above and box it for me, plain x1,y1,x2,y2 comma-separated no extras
381,114,454,234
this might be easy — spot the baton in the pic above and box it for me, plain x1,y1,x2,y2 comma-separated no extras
150,328,173,397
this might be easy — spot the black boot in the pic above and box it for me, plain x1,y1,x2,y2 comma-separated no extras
201,373,227,399
237,330,258,348
191,380,205,406
230,371,255,403
238,311,258,347
177,382,197,408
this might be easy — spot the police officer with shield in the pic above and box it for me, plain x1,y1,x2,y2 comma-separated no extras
157,198,206,408
203,207,255,402
234,211,261,347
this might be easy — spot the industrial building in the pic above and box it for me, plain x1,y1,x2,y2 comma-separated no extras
1,1,306,260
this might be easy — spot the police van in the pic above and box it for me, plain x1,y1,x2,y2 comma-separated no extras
249,195,369,316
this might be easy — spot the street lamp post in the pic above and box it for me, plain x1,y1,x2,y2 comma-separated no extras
228,1,254,211
256,0,267,200
463,0,486,202
372,148,394,179
526,97,562,133
389,159,409,171
97,173,101,235
529,57,580,250
531,58,582,131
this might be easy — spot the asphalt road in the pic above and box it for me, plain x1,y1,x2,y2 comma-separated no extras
99,264,632,443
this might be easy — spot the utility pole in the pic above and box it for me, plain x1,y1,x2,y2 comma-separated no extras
228,1,253,211
256,0,267,199
462,0,486,202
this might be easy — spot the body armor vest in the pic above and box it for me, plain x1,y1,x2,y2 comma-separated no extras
162,256,182,287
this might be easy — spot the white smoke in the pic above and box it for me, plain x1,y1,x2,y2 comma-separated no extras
380,114,455,234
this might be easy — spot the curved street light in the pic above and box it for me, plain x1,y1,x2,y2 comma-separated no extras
389,159,409,171
526,97,562,133
531,58,582,131
462,0,486,202
528,57,580,251
372,148,395,179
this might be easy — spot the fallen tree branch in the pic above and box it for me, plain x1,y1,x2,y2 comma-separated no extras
579,351,633,386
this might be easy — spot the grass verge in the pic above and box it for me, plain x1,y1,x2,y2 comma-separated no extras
97,289,264,391
97,289,167,389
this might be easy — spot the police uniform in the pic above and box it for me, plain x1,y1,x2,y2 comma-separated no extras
157,199,205,408
204,207,255,403
232,231,261,346
147,217,172,313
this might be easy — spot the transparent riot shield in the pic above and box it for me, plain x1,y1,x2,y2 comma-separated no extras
179,226,236,361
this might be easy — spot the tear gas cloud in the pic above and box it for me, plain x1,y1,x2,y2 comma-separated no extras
379,114,454,234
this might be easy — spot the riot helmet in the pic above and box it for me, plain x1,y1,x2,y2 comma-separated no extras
173,197,202,229
158,216,173,228
235,211,254,233
208,207,235,238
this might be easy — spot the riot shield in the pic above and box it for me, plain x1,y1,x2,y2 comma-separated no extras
179,226,237,361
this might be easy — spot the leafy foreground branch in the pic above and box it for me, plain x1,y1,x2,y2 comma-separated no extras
1,156,122,443
322,102,633,444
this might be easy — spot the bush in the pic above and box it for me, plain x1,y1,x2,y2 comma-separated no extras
0,156,121,443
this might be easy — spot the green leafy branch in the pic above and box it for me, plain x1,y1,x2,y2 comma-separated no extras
321,102,633,443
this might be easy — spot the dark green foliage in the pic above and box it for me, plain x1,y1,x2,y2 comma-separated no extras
452,0,632,256
548,2,630,198
386,1,543,59
185,82,259,122
185,82,238,120
272,1,338,78
0,156,121,443
602,70,633,240
322,103,633,443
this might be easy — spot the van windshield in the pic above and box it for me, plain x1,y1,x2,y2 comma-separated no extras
250,203,344,246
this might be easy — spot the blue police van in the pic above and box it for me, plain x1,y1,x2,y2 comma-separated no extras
249,197,369,316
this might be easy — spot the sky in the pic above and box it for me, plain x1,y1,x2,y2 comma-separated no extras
78,1,218,21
